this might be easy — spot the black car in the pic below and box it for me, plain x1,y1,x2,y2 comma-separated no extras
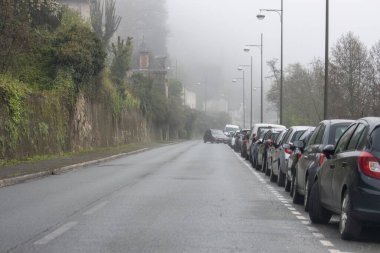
285,127,315,192
203,129,226,143
251,129,270,170
292,120,354,210
309,117,380,240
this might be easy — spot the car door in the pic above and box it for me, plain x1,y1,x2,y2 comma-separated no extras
320,124,356,209
331,123,367,210
298,124,325,193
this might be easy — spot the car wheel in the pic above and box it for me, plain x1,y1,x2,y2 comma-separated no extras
269,160,277,182
308,180,332,224
277,164,286,187
304,176,311,212
339,191,362,240
292,172,303,204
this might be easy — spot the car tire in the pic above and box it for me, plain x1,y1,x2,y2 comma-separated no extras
304,176,311,212
269,160,276,182
292,172,303,204
284,172,291,192
339,191,362,240
308,181,332,224
277,164,286,187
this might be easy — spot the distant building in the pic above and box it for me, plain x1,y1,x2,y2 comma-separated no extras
58,0,90,19
184,88,197,109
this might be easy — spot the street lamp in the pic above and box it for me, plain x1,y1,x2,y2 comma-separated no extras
244,33,264,123
324,0,329,120
238,65,250,128
257,0,284,125
232,77,245,128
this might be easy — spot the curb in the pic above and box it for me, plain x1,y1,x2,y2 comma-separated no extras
0,148,148,189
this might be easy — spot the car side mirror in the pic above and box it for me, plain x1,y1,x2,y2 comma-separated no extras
322,145,335,158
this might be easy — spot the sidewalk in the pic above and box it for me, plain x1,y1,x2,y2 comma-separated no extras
0,142,168,187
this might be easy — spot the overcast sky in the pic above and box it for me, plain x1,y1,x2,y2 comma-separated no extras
166,0,380,121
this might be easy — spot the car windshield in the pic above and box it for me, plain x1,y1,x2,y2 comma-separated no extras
225,127,239,132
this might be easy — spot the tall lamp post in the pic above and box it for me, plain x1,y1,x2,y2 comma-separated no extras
238,65,250,128
232,77,245,128
324,0,329,120
257,0,283,125
244,33,264,123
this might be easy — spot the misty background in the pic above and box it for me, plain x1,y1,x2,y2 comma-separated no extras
115,0,380,126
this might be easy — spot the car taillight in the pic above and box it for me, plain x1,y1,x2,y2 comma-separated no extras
319,153,326,166
285,148,293,155
359,152,380,180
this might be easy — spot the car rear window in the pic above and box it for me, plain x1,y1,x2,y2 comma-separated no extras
290,130,306,143
370,127,380,151
328,123,351,145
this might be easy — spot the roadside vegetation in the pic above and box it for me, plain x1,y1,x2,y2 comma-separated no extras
0,0,211,162
267,32,380,126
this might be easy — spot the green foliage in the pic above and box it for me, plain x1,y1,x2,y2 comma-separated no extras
111,36,133,81
0,75,29,156
53,22,106,87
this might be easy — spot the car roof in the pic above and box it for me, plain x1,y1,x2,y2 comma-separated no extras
357,117,380,132
319,119,355,125
253,123,286,129
288,126,313,131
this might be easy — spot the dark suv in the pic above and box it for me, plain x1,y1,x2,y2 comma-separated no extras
309,118,380,240
292,120,354,210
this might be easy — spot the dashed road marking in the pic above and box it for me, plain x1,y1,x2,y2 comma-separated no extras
34,221,78,245
233,152,347,253
320,240,334,247
312,232,325,239
83,201,108,216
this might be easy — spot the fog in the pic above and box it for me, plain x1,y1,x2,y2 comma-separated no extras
115,0,380,125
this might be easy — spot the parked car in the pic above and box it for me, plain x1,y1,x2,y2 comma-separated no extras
235,129,250,153
240,129,251,159
203,129,227,143
247,123,286,162
230,130,240,149
269,126,311,186
292,119,354,211
224,124,240,136
285,127,315,192
266,129,288,182
256,129,284,175
309,117,380,240
251,129,271,169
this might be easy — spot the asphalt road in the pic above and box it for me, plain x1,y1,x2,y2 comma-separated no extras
1,141,380,253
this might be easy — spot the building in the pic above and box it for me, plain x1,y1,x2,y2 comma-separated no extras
183,88,197,109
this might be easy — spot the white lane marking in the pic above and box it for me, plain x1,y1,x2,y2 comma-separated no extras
233,153,346,252
83,201,108,216
329,250,353,253
34,221,78,245
306,226,319,232
312,232,325,239
320,240,334,247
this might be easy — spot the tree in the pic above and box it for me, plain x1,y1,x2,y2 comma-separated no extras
89,0,121,48
110,36,133,84
329,32,371,118
369,41,380,115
